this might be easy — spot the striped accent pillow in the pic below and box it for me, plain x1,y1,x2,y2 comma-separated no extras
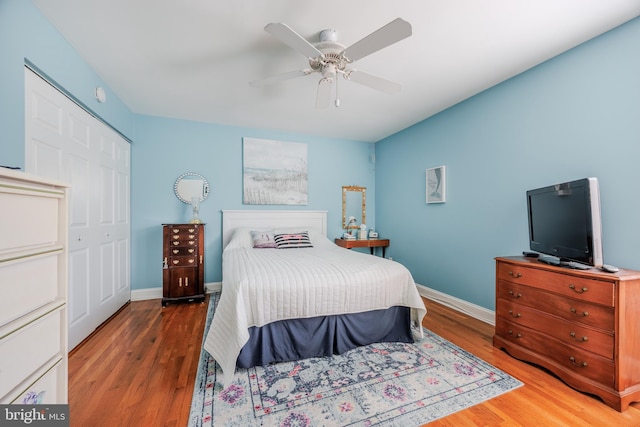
274,231,313,249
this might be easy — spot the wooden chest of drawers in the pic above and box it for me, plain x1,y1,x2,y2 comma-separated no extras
162,224,205,306
493,256,640,411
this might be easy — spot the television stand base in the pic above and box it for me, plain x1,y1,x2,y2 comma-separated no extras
538,256,592,270
538,255,561,266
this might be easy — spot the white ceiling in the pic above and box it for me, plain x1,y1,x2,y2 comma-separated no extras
32,0,640,142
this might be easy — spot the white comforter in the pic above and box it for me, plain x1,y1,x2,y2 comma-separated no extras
203,229,427,386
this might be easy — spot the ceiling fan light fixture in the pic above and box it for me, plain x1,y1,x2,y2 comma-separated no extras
321,63,337,79
319,29,338,43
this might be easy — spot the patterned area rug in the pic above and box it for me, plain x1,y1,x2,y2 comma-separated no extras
189,293,522,426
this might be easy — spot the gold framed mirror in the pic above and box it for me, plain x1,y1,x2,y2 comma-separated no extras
342,185,366,229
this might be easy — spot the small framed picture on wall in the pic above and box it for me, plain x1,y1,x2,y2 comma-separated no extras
426,165,446,204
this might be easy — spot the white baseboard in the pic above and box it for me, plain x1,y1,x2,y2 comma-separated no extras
130,282,222,301
130,287,162,301
416,284,495,326
206,282,222,293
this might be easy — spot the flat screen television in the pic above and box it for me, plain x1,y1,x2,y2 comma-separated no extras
526,177,603,267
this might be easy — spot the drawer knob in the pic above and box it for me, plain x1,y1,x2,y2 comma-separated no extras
188,248,195,254
172,260,179,265
188,259,194,264
508,310,521,319
508,271,522,278
508,290,522,299
569,332,589,342
570,308,589,317
569,356,588,368
189,240,195,245
569,284,588,293
508,330,522,338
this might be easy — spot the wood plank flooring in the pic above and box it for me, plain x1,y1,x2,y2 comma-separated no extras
68,296,640,426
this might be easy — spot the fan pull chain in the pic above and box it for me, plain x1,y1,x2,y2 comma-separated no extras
335,72,340,107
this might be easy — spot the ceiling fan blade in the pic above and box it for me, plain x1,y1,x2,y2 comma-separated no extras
342,18,412,62
265,23,324,59
347,70,401,94
249,69,312,88
315,78,332,109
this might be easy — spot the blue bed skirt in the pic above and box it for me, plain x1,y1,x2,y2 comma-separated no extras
236,306,413,368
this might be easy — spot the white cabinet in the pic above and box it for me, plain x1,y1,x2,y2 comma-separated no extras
0,168,68,404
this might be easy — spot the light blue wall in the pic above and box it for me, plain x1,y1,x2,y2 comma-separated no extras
0,0,135,168
375,17,640,310
2,1,375,291
4,1,639,303
132,115,374,289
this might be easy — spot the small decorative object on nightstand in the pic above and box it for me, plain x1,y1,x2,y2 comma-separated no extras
359,223,367,239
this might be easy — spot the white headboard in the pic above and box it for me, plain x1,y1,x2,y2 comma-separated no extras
222,210,328,249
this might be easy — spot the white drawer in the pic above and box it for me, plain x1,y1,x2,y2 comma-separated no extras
0,192,60,253
0,307,64,399
9,359,66,404
0,252,61,327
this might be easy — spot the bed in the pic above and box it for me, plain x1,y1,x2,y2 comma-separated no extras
203,210,427,386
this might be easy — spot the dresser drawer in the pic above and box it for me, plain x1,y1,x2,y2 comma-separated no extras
497,280,615,330
0,252,62,327
0,307,64,399
168,247,197,256
496,317,615,385
496,299,614,358
169,256,198,267
169,226,199,238
5,358,65,404
170,238,198,247
497,263,614,306
0,193,61,253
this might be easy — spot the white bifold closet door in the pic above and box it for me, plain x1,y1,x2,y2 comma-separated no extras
24,67,130,350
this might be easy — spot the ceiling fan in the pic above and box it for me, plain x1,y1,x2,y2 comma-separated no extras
249,18,412,108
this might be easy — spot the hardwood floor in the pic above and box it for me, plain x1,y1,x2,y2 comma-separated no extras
68,296,640,426
68,298,208,427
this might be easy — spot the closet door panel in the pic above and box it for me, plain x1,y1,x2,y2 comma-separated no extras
68,249,89,325
99,242,115,303
67,155,90,231
116,238,129,293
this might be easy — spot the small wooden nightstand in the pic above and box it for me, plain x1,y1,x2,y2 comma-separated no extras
334,238,390,257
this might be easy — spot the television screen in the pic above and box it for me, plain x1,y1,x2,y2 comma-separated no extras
527,177,603,267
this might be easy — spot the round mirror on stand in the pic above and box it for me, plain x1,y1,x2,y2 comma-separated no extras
174,172,210,224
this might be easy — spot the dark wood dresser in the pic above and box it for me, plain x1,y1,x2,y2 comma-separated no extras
162,224,205,306
493,256,640,411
